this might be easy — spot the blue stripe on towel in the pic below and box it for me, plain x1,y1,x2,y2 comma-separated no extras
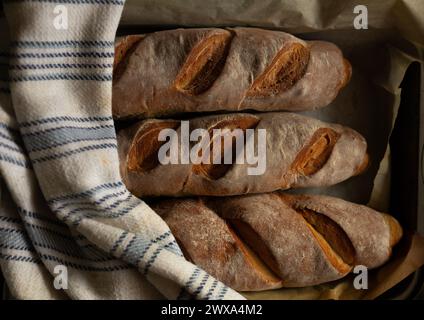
177,268,201,300
10,73,113,82
0,153,31,168
19,115,113,128
0,227,34,251
11,40,114,48
23,125,116,152
10,63,113,70
0,253,41,264
48,181,124,204
6,0,124,6
143,240,178,275
10,51,114,59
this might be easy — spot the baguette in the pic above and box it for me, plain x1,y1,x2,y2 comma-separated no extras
113,28,351,118
151,193,402,290
152,199,282,291
118,112,369,197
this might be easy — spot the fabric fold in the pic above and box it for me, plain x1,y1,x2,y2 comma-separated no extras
0,0,243,300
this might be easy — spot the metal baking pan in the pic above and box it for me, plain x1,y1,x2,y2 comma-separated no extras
114,25,424,300
116,23,423,300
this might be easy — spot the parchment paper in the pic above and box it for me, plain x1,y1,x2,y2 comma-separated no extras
118,0,424,299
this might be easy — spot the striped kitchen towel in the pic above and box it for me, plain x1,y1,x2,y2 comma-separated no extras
0,0,243,300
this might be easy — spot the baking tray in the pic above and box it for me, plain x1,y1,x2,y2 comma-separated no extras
114,25,424,300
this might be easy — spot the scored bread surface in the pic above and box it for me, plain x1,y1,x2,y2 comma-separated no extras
152,193,402,290
113,28,351,118
118,112,368,197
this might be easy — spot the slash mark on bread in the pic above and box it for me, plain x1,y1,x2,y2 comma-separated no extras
291,127,340,176
192,115,260,180
303,221,352,274
174,31,233,95
276,193,355,274
297,208,356,271
226,222,282,287
113,35,144,82
247,42,310,96
227,219,281,277
127,121,180,172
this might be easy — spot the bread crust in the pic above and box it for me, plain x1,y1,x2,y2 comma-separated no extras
151,199,282,291
152,193,402,290
118,112,368,197
278,193,402,268
208,193,348,287
112,28,351,118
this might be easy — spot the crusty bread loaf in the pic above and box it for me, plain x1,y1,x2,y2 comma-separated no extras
118,112,368,197
151,193,402,291
152,199,282,291
113,28,351,118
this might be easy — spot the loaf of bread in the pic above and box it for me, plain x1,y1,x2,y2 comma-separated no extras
118,112,369,197
113,28,351,118
151,193,402,291
151,198,283,291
